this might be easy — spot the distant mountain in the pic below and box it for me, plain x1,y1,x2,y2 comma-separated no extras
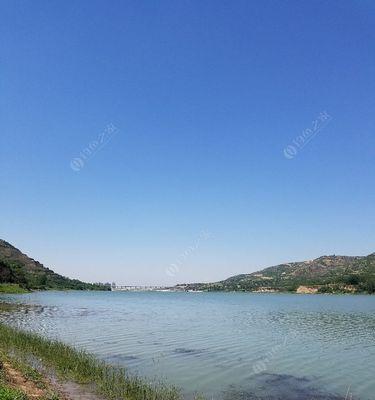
0,240,110,291
184,253,375,294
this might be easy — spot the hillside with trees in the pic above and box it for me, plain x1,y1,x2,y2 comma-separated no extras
185,253,375,294
0,240,110,292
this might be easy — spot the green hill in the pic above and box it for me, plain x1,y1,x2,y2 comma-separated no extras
185,253,375,294
0,240,110,292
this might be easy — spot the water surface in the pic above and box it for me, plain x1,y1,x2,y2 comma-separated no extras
0,291,374,399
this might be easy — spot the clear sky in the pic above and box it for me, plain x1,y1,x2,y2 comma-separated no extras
1,0,374,285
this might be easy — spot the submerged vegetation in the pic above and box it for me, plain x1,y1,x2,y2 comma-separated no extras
0,323,182,400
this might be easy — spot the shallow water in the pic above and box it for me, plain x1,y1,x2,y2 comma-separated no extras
0,291,374,399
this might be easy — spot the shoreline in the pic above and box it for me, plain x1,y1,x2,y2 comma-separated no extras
1,285,374,296
0,322,189,400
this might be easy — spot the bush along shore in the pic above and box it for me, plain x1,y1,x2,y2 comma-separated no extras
0,323,194,400
0,284,29,294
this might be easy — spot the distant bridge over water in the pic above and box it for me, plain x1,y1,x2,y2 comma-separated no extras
111,285,170,291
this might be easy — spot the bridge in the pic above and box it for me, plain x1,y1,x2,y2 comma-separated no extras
111,285,170,291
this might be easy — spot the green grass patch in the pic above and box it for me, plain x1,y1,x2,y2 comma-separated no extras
0,323,182,400
0,284,28,294
7,356,46,389
0,384,28,400
0,362,28,400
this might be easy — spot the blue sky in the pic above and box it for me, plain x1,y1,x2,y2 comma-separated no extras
1,0,375,285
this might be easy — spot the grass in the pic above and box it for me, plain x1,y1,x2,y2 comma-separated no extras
0,323,182,400
0,352,61,400
0,359,28,400
0,384,28,400
0,284,28,294
7,356,46,389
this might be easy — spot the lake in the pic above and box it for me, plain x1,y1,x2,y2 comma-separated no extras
0,291,374,399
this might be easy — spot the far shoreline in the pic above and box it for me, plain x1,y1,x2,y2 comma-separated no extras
1,285,374,296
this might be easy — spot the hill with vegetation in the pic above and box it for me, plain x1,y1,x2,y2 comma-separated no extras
0,240,110,292
184,252,375,294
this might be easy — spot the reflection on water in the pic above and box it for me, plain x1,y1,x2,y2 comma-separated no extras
0,292,374,399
